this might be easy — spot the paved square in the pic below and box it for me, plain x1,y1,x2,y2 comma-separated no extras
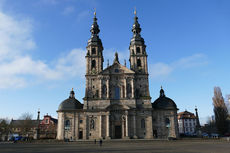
0,140,230,153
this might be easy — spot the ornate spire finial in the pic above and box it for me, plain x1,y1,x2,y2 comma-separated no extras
113,52,120,64
70,88,75,98
90,9,100,36
94,8,96,16
124,59,126,67
131,7,142,38
107,59,109,67
134,7,137,16
160,87,165,97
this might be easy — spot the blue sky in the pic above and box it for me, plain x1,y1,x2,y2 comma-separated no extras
0,0,229,124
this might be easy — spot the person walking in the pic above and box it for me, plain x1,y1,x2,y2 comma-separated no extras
99,139,102,146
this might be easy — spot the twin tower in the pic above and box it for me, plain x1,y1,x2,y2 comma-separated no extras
85,11,148,76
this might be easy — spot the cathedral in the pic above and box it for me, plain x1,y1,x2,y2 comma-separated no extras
57,11,179,140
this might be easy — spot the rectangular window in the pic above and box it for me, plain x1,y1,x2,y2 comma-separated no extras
92,48,96,54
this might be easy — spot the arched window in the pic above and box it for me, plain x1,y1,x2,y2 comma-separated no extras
141,119,145,129
92,48,96,54
137,59,141,67
65,120,70,130
115,86,120,99
136,47,140,53
127,84,131,98
102,85,107,96
165,118,170,128
91,60,96,69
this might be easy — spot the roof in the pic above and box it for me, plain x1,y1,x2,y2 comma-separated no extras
100,61,135,75
152,88,178,110
10,120,41,127
178,111,196,119
42,115,58,124
58,89,83,111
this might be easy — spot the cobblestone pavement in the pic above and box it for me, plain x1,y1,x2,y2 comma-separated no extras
0,139,230,153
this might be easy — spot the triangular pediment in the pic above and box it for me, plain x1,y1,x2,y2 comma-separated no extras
100,62,135,74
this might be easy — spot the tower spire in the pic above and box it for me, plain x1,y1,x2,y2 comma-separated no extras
85,10,104,74
195,106,201,128
90,10,100,36
113,52,120,64
70,88,75,98
129,9,148,74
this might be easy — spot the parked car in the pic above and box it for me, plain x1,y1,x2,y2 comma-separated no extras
210,133,219,138
202,133,209,138
14,136,23,141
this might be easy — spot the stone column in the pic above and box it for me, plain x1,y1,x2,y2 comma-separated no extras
106,114,111,139
145,57,148,73
83,116,89,139
73,112,76,140
106,79,109,98
99,78,102,98
121,86,123,98
57,112,64,140
122,117,125,138
133,115,137,138
99,115,102,138
145,115,153,139
63,112,65,139
125,114,129,138
76,113,79,140
124,77,127,98
131,78,134,98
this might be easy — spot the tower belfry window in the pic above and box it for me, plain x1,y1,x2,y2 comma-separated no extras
137,59,141,67
136,47,140,53
92,48,96,55
91,60,96,69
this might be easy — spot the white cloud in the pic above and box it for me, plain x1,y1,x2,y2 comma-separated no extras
77,10,90,22
174,54,208,69
0,11,35,61
0,48,86,89
62,6,75,15
149,53,208,79
39,0,58,5
149,63,173,78
0,9,86,89
55,48,86,78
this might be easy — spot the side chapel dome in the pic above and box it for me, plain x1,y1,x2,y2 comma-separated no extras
152,87,178,110
58,89,83,111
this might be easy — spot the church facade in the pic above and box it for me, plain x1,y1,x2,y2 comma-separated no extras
57,12,179,140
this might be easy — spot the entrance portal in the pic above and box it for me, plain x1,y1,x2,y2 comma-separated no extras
115,125,122,139
78,131,83,139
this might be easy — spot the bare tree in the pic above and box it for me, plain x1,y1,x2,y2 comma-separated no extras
18,112,33,136
212,87,228,135
0,118,10,141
